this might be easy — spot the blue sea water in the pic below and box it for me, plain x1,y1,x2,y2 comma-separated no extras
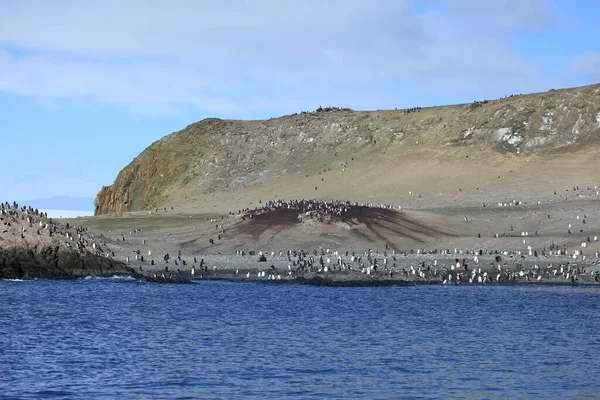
1,279,599,399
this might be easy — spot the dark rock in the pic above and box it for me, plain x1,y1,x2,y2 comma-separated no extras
295,275,414,287
0,245,137,280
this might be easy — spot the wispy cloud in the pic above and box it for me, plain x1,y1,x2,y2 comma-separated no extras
0,0,585,116
568,52,600,82
433,0,563,33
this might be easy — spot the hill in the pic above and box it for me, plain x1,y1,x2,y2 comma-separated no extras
94,83,600,215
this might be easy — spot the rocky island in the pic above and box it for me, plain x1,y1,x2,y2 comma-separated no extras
4,83,600,285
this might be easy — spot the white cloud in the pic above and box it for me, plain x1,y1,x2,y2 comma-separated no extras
433,0,562,33
0,0,563,115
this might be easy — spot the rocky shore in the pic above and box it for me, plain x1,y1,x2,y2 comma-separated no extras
5,197,600,287
0,202,137,281
77,199,600,287
130,253,600,287
0,245,136,280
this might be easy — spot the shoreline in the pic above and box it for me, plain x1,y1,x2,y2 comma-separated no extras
133,261,600,286
6,271,599,287
5,199,600,286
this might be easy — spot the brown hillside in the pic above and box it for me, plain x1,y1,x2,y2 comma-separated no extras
95,84,600,215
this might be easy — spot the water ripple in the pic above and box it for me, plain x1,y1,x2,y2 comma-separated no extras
0,280,599,399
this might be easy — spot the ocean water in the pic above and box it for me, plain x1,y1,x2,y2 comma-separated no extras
1,280,599,399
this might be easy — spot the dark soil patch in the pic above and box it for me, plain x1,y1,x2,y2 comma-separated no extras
229,206,457,249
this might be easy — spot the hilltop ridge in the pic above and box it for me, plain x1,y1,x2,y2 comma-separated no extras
95,83,600,215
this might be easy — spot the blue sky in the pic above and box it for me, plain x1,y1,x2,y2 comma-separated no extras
1,0,599,208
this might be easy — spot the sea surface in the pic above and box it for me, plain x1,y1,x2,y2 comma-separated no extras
1,279,600,399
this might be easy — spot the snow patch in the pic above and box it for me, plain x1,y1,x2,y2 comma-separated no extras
596,112,600,129
493,127,522,146
324,123,340,133
297,131,315,143
493,127,511,141
507,135,523,145
494,108,512,118
572,113,584,136
463,127,475,138
525,136,548,148
540,110,554,131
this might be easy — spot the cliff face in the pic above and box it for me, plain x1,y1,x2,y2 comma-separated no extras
95,84,600,214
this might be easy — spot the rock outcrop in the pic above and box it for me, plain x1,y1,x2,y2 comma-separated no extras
0,202,136,280
95,83,600,214
0,245,134,280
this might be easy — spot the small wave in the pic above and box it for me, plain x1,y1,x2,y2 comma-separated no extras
285,367,335,374
1,279,28,282
81,275,138,281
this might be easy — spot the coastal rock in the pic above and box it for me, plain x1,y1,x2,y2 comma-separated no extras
0,245,135,280
295,273,416,287
0,204,136,280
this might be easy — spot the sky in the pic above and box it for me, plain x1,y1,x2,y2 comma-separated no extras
1,0,599,209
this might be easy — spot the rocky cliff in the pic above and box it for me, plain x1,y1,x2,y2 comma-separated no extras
0,203,136,280
95,84,600,214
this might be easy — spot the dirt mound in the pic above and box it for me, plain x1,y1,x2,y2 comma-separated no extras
228,205,458,250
